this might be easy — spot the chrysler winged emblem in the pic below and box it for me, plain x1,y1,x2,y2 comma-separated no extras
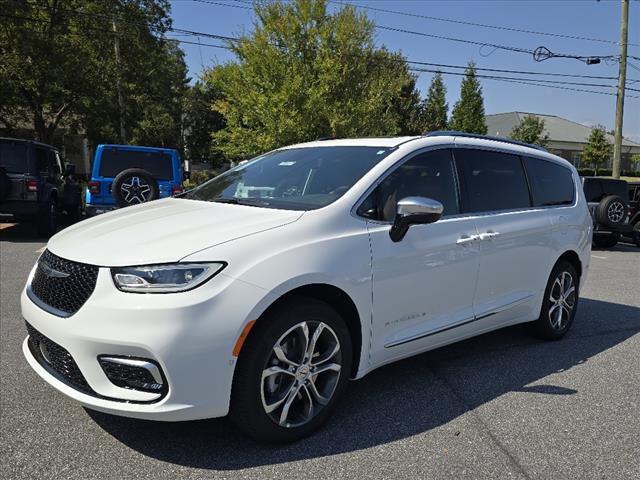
40,261,70,278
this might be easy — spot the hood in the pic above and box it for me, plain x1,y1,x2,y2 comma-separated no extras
48,198,304,266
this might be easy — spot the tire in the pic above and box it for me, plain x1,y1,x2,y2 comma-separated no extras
35,198,57,237
633,220,640,248
230,297,352,443
595,195,627,228
593,232,619,249
111,168,159,208
0,167,11,201
533,261,579,340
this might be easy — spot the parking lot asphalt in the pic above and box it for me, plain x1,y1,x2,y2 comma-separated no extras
1,223,639,480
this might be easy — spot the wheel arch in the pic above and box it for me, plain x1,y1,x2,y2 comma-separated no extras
246,283,363,379
555,250,582,281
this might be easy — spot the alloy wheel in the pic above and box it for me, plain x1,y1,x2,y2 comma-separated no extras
607,201,624,224
548,271,576,330
261,321,342,428
120,176,151,204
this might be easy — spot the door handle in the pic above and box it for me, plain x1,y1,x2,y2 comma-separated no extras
478,231,500,241
456,234,479,245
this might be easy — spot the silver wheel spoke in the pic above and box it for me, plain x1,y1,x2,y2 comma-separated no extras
306,323,325,360
312,342,340,366
299,322,310,362
313,362,341,375
279,384,302,426
307,377,330,406
273,344,299,368
262,365,295,381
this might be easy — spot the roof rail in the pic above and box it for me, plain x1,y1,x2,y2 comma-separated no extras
424,130,547,152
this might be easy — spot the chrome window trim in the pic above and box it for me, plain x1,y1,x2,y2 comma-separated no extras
351,143,579,224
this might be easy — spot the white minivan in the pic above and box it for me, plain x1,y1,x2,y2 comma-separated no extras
21,132,592,442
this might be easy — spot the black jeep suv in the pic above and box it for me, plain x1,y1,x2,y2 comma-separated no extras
623,181,640,246
581,177,632,248
0,138,82,236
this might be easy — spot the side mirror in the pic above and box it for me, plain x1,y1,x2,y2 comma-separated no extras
183,170,191,181
64,163,76,175
389,197,444,242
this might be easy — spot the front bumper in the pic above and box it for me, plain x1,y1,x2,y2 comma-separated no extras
21,264,277,421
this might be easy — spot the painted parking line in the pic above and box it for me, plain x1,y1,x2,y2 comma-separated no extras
591,255,608,259
35,246,46,253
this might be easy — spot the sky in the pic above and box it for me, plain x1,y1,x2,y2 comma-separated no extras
168,0,640,141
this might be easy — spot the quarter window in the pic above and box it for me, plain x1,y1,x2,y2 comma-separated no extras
524,157,574,206
455,149,531,213
359,149,459,221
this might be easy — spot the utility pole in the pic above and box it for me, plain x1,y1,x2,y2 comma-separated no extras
112,18,126,143
612,0,629,179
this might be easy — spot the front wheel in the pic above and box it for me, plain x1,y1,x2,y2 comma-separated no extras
533,261,579,340
230,298,352,442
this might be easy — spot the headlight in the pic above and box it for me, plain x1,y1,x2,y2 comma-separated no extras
111,262,226,293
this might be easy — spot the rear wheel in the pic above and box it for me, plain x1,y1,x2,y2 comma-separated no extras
533,261,579,340
230,298,352,443
593,232,619,249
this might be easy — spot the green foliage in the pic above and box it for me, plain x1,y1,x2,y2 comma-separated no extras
419,72,448,133
582,125,612,175
630,153,640,171
0,0,188,148
183,81,226,165
206,0,423,158
509,114,549,147
449,62,487,134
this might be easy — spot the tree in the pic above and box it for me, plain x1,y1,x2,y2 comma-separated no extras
0,0,188,148
629,153,640,173
206,0,423,158
582,125,612,175
183,81,226,165
419,72,448,133
449,61,487,134
509,114,549,147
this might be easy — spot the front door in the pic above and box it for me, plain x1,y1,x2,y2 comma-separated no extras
360,148,481,367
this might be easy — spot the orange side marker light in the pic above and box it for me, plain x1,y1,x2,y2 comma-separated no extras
232,320,256,357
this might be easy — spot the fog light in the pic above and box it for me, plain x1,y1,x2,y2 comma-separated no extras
98,356,166,395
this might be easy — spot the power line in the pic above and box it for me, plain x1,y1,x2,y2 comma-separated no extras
5,11,640,98
327,0,640,48
409,68,640,99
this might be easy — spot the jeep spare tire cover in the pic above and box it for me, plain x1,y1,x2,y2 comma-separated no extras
112,168,160,208
0,167,11,201
595,195,627,227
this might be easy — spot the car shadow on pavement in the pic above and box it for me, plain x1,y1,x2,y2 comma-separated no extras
87,298,639,470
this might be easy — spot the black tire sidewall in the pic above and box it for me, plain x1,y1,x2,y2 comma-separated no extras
596,195,627,227
230,297,353,443
111,168,159,208
35,198,57,237
593,232,619,249
535,261,579,340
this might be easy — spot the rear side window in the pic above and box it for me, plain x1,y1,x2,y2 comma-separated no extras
0,141,28,173
99,149,174,180
454,149,531,213
34,147,48,173
524,157,574,206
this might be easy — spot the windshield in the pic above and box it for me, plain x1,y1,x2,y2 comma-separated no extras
0,140,28,173
184,146,394,210
99,148,174,180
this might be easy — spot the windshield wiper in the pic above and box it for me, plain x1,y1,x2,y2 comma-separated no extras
213,197,269,207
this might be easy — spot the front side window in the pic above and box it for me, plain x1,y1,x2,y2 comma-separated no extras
524,157,574,206
35,147,48,173
185,146,393,211
455,149,531,213
358,149,459,221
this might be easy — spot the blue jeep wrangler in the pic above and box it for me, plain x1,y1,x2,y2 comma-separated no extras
86,144,186,216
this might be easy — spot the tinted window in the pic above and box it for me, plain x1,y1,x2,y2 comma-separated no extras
524,157,574,206
455,149,531,213
99,149,174,180
359,149,459,221
186,146,393,211
34,147,48,173
0,141,28,173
